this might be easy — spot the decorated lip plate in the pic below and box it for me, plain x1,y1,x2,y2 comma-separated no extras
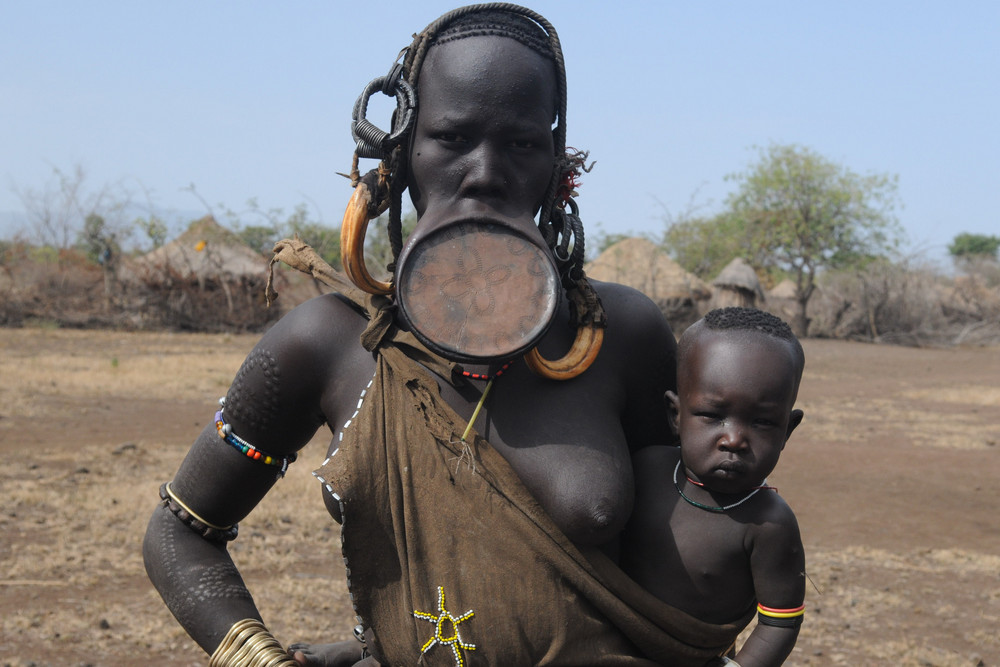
396,218,560,363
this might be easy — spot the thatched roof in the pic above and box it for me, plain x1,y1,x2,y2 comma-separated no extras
768,278,798,300
585,237,711,301
130,216,267,281
712,257,765,300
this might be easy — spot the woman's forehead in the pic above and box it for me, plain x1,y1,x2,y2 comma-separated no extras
420,35,556,90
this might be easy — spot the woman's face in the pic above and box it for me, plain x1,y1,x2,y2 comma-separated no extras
408,35,557,224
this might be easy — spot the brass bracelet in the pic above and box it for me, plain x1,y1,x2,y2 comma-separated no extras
209,618,298,667
159,482,239,542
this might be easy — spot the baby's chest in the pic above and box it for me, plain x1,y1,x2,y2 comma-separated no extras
668,512,757,607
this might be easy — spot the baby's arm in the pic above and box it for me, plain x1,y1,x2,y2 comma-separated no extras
733,504,805,667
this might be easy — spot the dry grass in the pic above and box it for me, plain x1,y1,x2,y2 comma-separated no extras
1,329,998,666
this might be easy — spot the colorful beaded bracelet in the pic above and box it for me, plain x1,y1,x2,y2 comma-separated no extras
215,398,296,476
159,482,239,542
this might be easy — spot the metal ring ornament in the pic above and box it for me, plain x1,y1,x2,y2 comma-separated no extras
340,180,394,295
351,73,416,159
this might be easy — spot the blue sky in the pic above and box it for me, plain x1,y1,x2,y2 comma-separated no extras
2,1,997,267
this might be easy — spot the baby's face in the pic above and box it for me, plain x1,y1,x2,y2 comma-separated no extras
670,330,801,495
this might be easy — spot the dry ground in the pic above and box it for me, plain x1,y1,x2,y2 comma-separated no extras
1,328,997,666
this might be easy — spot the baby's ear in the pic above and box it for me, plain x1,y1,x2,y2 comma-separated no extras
783,409,804,446
665,391,680,436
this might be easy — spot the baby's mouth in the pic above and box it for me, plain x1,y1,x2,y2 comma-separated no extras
715,459,746,476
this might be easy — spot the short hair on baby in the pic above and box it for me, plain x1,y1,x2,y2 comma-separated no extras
684,307,805,379
703,307,796,342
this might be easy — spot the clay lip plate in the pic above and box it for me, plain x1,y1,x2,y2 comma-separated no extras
396,219,560,363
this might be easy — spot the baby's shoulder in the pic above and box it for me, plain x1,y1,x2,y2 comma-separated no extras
745,491,802,542
631,446,681,489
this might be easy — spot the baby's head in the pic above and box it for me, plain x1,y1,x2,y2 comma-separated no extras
669,307,805,493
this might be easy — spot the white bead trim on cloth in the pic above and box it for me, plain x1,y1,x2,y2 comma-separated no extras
312,370,377,628
313,372,376,502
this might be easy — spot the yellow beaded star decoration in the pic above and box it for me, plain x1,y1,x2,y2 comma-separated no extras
413,586,477,666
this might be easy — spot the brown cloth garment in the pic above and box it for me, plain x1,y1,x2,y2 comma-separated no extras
269,240,753,666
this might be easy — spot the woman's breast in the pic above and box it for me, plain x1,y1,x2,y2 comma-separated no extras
491,434,635,548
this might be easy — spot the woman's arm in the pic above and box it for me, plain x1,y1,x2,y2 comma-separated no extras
142,295,366,654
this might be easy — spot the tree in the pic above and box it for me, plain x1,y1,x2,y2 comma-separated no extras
135,215,168,250
238,224,282,255
364,210,418,280
948,232,1000,262
662,212,749,280
725,144,903,335
15,165,134,254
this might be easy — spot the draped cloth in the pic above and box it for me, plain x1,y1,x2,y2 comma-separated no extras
269,239,752,666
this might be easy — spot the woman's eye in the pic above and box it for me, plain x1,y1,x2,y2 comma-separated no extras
510,138,535,149
436,132,465,143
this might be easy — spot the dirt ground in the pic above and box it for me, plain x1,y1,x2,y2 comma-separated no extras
1,327,997,666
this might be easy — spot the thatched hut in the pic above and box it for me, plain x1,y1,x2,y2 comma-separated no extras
131,216,265,284
709,258,765,310
124,216,282,331
585,237,712,333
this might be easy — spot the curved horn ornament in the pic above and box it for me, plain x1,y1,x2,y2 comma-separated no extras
340,181,394,295
523,323,604,380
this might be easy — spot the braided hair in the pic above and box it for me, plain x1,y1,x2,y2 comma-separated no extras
359,3,591,295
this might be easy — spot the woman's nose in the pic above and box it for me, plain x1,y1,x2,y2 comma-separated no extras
462,142,509,197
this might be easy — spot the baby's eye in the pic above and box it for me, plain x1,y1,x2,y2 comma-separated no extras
695,412,722,422
753,418,777,428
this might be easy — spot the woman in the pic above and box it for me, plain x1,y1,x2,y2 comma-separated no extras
144,6,740,666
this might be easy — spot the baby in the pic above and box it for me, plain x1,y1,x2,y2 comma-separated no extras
622,307,806,666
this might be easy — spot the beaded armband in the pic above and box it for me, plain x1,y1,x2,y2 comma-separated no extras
159,482,239,542
756,603,805,628
215,397,296,477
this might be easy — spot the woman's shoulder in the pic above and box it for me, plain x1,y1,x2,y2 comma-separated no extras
257,292,370,365
589,279,674,340
586,278,676,371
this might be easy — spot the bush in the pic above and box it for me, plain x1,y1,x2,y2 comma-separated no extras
807,259,1000,346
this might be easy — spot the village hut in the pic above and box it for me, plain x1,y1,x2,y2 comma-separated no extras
132,216,265,283
125,216,287,331
585,237,712,334
763,278,799,325
709,257,765,310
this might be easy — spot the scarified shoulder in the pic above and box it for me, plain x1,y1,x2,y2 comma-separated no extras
261,292,369,365
222,293,373,453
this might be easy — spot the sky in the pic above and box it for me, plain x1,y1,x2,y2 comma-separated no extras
2,1,997,267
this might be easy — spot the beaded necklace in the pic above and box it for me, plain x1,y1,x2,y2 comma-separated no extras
458,361,512,442
672,460,774,513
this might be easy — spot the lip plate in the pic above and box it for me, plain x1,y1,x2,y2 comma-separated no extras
396,219,560,363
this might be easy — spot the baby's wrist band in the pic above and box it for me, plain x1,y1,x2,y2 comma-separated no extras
756,602,805,628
